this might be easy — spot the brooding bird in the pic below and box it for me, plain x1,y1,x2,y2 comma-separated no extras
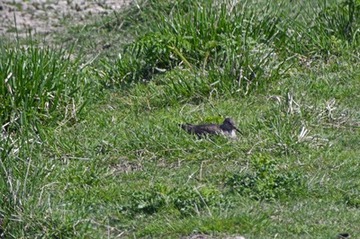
337,233,350,239
180,117,242,139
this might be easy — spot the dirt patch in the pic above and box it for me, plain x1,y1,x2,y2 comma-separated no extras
0,0,133,38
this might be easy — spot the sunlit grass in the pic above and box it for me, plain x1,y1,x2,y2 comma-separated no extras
0,0,359,238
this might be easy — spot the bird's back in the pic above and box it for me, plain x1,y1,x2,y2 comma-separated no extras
181,123,221,136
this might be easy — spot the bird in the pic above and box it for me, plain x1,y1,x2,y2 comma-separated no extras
337,233,350,239
180,117,242,139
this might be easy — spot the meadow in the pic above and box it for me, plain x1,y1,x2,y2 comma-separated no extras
0,0,359,238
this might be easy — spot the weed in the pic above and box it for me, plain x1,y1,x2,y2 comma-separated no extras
172,186,224,216
126,184,169,215
226,155,304,201
124,184,224,217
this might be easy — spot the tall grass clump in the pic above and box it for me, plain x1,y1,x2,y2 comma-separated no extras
0,44,90,134
103,0,291,96
0,42,91,207
103,0,360,97
285,0,360,56
314,0,360,44
0,42,94,237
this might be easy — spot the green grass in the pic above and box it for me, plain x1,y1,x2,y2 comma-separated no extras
1,0,360,238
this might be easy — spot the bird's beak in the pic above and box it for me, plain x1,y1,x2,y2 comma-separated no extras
235,127,243,135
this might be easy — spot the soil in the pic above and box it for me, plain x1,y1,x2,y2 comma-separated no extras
0,0,133,38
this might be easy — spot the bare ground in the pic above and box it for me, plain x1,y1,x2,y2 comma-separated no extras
0,0,133,38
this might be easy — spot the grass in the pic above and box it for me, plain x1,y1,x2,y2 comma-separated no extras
1,0,360,238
